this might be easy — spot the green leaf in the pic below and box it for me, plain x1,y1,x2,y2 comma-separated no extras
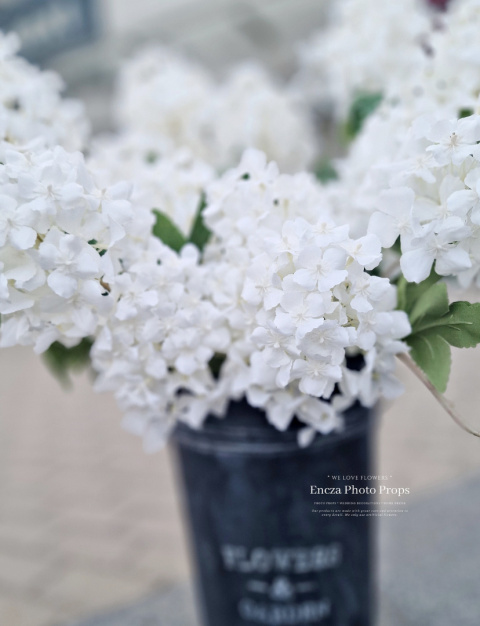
407,332,451,393
398,267,480,392
413,301,480,348
152,209,187,253
408,282,449,328
315,159,338,183
42,338,93,388
459,108,474,119
188,193,211,252
439,302,480,348
344,92,383,140
396,269,441,317
402,277,480,391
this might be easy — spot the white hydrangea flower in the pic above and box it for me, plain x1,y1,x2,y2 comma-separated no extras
202,151,409,437
202,64,317,173
293,0,434,118
0,142,133,352
86,150,410,450
0,31,89,150
421,0,480,116
114,48,318,173
368,113,480,286
115,46,214,158
89,131,215,236
90,241,232,447
323,104,431,239
309,0,480,241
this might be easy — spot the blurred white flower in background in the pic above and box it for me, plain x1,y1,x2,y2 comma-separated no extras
293,0,435,119
115,47,318,174
424,0,480,115
115,46,215,159
315,0,480,240
203,64,317,173
0,31,89,150
89,133,215,236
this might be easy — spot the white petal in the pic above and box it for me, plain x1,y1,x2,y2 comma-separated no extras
447,190,476,217
298,427,316,448
368,212,399,248
47,271,78,298
0,288,34,314
400,248,435,283
436,247,472,276
9,226,37,250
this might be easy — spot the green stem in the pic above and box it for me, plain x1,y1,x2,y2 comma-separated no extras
397,352,480,438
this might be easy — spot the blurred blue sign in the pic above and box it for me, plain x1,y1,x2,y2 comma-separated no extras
0,0,98,63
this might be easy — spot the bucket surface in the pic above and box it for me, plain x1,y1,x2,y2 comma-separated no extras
173,401,374,626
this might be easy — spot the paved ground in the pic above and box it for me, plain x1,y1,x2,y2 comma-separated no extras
378,472,480,626
69,584,198,626
0,347,190,626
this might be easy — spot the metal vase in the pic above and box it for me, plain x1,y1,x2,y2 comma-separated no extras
172,399,375,626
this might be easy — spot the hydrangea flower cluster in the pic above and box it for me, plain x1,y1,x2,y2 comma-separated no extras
88,151,410,448
203,152,410,440
325,105,424,239
203,64,317,174
421,0,480,116
115,46,214,160
90,240,232,450
0,141,133,353
318,0,480,240
365,0,480,122
293,0,434,119
368,114,480,287
0,31,89,150
115,47,317,173
89,132,215,236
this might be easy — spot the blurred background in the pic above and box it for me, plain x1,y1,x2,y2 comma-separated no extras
1,1,480,625
0,0,329,131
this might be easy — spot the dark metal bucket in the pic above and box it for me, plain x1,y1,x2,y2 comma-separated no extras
172,400,375,626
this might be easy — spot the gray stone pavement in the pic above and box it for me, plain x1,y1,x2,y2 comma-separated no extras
377,472,480,626
68,584,198,626
0,347,191,626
